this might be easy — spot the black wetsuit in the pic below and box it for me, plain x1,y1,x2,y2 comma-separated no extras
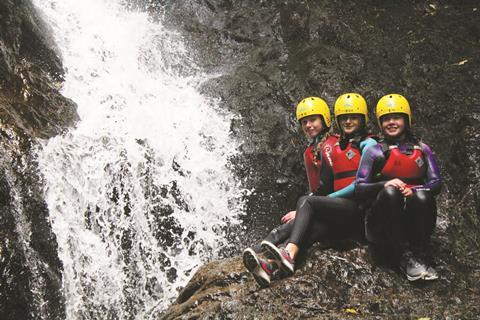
355,138,442,256
286,137,375,247
258,135,374,252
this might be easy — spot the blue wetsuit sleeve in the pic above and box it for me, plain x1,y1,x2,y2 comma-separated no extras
328,138,378,198
360,137,377,152
328,183,354,198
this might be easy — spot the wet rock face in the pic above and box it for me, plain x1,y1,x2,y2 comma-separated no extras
0,0,478,318
160,244,480,319
0,0,78,138
159,1,480,318
0,0,78,319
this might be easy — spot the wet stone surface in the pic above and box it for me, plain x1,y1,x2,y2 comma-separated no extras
0,0,479,319
0,0,78,319
158,1,480,319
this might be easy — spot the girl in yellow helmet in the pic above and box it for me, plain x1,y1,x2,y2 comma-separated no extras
243,94,377,286
242,96,337,288
356,94,441,281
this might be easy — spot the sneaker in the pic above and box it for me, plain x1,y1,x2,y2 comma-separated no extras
409,244,438,281
261,240,295,276
400,250,428,281
423,266,438,281
243,248,273,288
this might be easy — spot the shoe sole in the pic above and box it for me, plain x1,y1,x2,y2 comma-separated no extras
423,267,438,281
406,272,426,281
243,248,270,288
405,266,439,281
261,241,294,276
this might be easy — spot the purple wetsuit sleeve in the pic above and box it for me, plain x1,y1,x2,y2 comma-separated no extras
411,143,442,195
354,144,389,199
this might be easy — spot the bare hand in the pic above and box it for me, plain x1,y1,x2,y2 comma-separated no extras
401,187,413,197
384,178,406,189
281,211,296,224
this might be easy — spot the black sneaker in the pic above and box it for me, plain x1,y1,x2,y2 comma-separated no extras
243,248,274,288
400,250,427,281
261,240,295,276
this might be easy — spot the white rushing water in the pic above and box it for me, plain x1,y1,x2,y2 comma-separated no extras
33,0,245,318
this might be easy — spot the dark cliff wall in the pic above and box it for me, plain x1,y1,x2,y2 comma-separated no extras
0,0,78,319
159,1,480,318
0,0,478,318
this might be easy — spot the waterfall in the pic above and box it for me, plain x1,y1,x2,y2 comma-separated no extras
33,0,246,318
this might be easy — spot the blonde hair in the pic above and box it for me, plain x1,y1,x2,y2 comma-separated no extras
313,127,334,163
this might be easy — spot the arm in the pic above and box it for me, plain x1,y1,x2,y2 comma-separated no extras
411,143,442,195
355,144,389,199
328,137,377,198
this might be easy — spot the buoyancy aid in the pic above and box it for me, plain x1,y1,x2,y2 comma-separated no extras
378,142,426,187
304,135,337,193
331,137,362,191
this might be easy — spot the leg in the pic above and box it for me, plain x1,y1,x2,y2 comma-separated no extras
262,195,361,275
365,186,404,245
365,187,405,265
252,220,294,253
404,191,438,280
404,190,437,246
287,195,361,258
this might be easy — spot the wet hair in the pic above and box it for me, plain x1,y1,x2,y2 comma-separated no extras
404,128,421,144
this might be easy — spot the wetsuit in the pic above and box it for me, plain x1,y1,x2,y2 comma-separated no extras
355,139,441,251
257,134,337,250
286,135,377,248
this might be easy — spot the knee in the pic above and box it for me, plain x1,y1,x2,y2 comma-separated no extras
296,195,313,210
377,186,403,202
412,190,433,204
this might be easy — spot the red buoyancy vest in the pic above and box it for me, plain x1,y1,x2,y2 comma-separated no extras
380,145,426,187
304,135,337,193
331,141,361,191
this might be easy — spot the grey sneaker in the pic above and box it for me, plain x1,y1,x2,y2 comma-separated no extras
423,266,438,281
400,250,428,281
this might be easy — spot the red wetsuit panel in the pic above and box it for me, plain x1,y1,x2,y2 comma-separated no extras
380,147,426,186
304,135,337,193
331,142,361,191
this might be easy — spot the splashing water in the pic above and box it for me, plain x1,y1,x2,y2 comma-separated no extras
33,0,245,318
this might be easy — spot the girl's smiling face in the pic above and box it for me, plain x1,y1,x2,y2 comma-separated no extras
338,114,363,136
380,113,407,139
300,115,324,138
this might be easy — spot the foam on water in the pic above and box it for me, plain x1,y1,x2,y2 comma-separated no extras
33,0,245,317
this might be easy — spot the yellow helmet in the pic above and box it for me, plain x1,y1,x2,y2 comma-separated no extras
295,96,331,128
334,93,369,124
376,94,412,126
